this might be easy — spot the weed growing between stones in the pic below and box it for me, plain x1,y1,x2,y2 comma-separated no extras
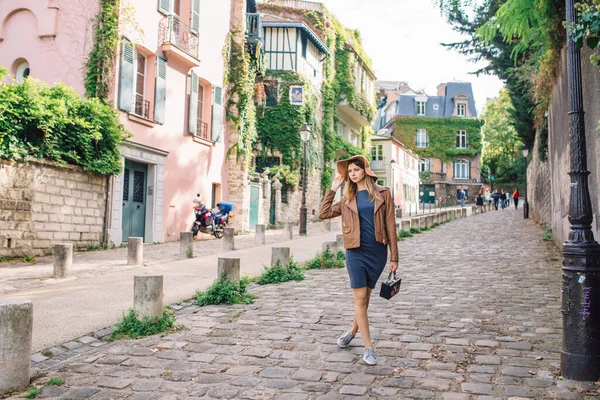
186,247,193,258
256,258,304,285
47,378,64,386
41,348,53,357
25,387,40,398
109,308,182,341
410,227,423,234
398,230,414,240
304,248,345,270
194,275,256,306
541,223,553,242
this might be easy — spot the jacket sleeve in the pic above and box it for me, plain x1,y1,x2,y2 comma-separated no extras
385,190,399,263
318,189,342,220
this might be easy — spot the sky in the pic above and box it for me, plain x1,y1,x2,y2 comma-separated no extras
319,0,504,115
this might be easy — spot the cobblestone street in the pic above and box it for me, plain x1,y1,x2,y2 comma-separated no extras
17,208,600,399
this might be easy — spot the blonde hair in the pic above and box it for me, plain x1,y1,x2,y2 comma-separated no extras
343,160,382,202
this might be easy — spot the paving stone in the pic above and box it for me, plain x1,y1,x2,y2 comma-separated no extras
503,385,537,397
412,351,433,359
325,353,355,362
381,378,414,388
131,379,162,392
292,369,322,382
476,355,502,365
441,394,470,400
418,378,451,391
276,394,309,400
31,353,49,363
226,366,259,376
371,387,397,396
501,367,534,377
342,372,375,385
339,385,367,395
475,340,500,348
39,385,68,398
407,343,433,351
61,388,101,399
259,367,293,379
96,377,133,389
262,379,299,389
445,338,470,346
461,383,492,395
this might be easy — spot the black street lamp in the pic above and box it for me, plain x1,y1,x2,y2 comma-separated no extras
561,0,600,381
298,123,311,236
522,144,529,219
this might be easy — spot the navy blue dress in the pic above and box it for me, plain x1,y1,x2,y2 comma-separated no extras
346,190,388,289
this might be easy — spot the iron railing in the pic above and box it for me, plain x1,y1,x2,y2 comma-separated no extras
133,96,151,120
246,13,262,44
430,172,447,181
194,120,209,140
370,159,385,171
158,14,199,59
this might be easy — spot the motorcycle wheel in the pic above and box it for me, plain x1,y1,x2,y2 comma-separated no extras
192,225,199,238
213,226,224,239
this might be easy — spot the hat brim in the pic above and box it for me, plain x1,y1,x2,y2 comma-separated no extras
336,155,378,181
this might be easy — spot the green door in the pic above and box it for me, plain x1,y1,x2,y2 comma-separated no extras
122,160,147,241
249,184,260,230
419,184,436,204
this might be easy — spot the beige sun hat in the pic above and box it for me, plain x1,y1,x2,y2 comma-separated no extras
336,155,378,181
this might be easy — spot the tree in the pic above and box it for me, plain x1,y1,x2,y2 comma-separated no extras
481,89,524,182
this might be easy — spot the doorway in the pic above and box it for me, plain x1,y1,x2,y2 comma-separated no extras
122,160,148,241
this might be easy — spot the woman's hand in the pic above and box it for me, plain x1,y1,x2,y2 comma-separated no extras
331,174,344,192
390,262,398,273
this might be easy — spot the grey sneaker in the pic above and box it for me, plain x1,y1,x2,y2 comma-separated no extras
363,347,377,365
337,331,355,348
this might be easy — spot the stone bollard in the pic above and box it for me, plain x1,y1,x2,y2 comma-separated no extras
462,208,467,218
283,222,293,240
336,234,344,251
411,217,420,229
322,219,331,232
418,216,427,228
401,220,411,232
472,206,477,215
426,215,434,228
322,241,338,254
271,247,291,268
255,224,266,246
127,237,143,265
180,232,193,258
218,258,240,283
433,214,439,225
223,228,235,251
0,299,33,395
53,243,73,278
133,275,163,319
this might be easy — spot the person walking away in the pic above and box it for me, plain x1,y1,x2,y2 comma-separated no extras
319,155,398,366
513,189,520,209
476,189,485,214
500,189,506,209
485,189,492,206
458,188,466,208
492,189,501,210
505,190,511,207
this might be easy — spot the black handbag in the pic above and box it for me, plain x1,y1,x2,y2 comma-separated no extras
379,271,402,300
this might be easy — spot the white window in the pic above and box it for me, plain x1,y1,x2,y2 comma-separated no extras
371,144,383,161
416,101,426,116
134,52,148,118
457,103,466,117
416,129,428,148
419,158,430,172
456,130,467,148
15,61,31,83
454,159,470,179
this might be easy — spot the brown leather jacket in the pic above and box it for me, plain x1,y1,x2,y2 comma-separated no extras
319,186,399,262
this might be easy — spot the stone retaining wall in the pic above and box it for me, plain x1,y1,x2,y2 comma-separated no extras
0,160,107,258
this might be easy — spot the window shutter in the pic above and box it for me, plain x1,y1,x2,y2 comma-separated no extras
191,0,200,34
468,160,471,179
118,40,134,112
158,0,171,14
212,85,223,142
188,71,199,135
154,56,167,124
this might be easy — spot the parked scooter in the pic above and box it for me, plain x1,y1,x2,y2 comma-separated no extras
191,194,234,239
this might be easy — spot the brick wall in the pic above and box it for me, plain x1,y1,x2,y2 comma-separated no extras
0,160,107,257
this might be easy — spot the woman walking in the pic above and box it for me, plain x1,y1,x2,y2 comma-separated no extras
319,155,398,366
513,189,520,209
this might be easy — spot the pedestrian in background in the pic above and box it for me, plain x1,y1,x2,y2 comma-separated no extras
492,189,501,210
476,189,485,214
500,189,506,209
505,190,511,207
458,188,466,208
513,189,520,209
319,155,398,366
485,189,492,206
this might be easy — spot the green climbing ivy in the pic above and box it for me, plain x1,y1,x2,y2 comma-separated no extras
394,117,484,162
84,0,120,100
223,32,258,168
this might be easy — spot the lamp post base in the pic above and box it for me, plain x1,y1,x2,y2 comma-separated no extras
523,201,529,219
299,206,307,235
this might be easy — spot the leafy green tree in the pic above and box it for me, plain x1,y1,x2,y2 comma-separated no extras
481,89,525,182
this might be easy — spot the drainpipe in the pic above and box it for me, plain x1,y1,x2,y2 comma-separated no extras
102,175,111,248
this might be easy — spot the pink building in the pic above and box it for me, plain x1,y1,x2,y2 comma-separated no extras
0,0,231,244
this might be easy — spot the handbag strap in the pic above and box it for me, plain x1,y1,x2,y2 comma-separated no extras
386,270,398,283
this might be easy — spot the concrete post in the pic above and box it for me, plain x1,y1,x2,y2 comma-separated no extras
127,237,143,265
223,228,235,251
336,234,344,250
218,258,240,283
0,299,33,395
53,243,73,278
180,232,193,258
255,224,266,245
420,216,428,228
322,241,338,254
271,247,291,268
401,220,411,232
322,219,331,232
462,208,467,218
411,217,420,229
472,206,477,215
283,222,293,240
133,275,163,319
427,215,434,227
433,214,439,225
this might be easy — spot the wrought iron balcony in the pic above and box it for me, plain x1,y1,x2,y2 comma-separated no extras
133,96,151,120
158,14,199,60
370,159,385,171
430,172,447,182
246,13,262,45
193,120,209,140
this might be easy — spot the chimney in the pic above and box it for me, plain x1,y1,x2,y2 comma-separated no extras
437,83,447,96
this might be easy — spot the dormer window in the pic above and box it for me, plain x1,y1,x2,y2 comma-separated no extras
416,101,426,116
457,103,466,117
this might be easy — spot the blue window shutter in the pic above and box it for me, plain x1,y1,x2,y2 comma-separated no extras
188,72,199,135
158,0,171,14
212,86,223,142
118,40,134,112
154,56,167,124
191,0,200,35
